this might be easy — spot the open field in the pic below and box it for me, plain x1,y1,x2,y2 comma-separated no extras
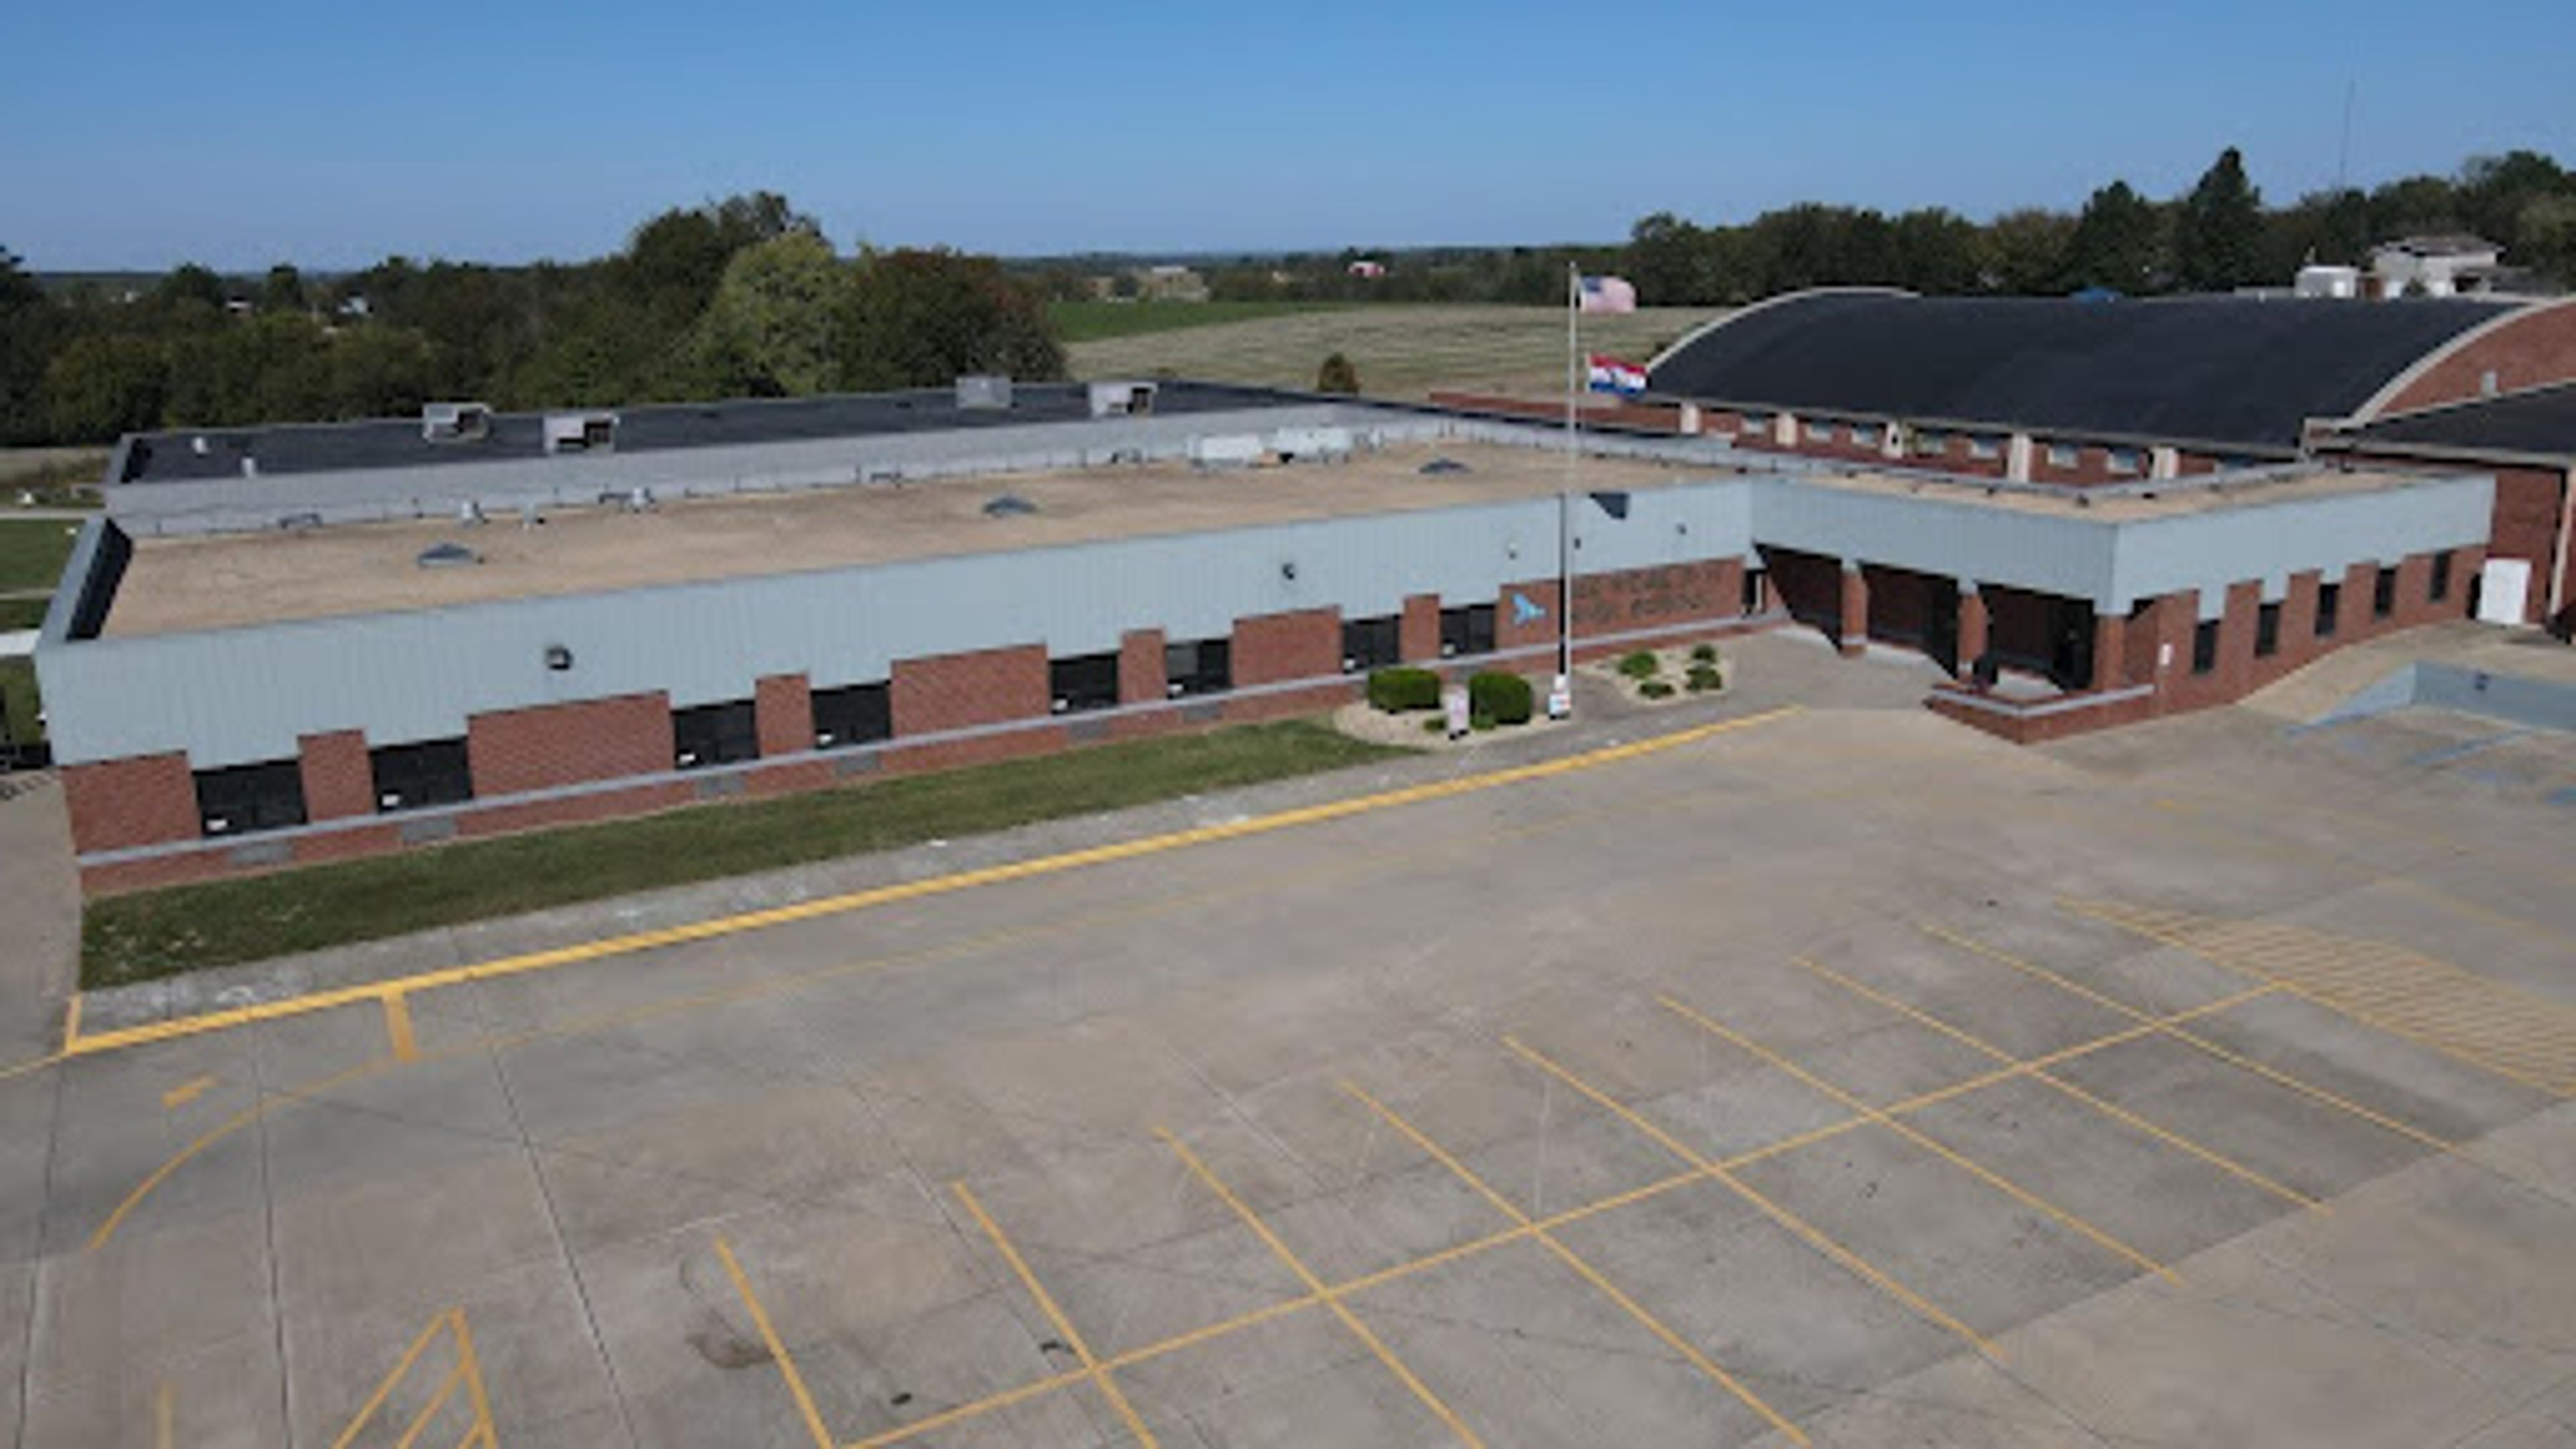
0,517,80,593
0,447,107,494
1049,301,1353,344
8,631,2576,1446
83,719,1403,986
1066,303,1712,398
0,657,36,743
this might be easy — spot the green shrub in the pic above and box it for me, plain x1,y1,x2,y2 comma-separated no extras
1467,671,1534,725
1470,713,1496,733
1639,679,1676,700
1421,716,1446,734
1686,664,1723,693
1367,666,1442,713
1690,643,1719,665
1616,649,1661,680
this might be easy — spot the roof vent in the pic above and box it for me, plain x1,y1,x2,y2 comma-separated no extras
543,411,616,455
422,402,492,443
956,376,1014,411
1418,457,1470,475
417,542,480,569
983,494,1037,518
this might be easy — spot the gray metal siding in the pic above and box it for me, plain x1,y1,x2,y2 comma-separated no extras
41,479,1762,768
2106,474,2492,615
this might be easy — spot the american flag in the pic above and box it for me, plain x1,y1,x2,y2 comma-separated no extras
1577,274,1637,314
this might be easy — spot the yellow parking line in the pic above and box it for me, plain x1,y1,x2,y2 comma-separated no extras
156,1381,172,1449
66,708,1803,1061
834,989,2280,1449
159,1075,217,1111
1160,1128,1488,1449
951,1182,1158,1449
1341,1081,1809,1445
713,1236,836,1449
1794,956,2322,1212
383,992,420,1064
1654,994,2176,1283
1925,924,2465,1157
1502,1035,1996,1357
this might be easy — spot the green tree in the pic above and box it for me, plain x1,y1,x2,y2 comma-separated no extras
44,333,168,440
2173,147,2267,290
2518,193,2576,286
1315,352,1360,394
1980,208,2076,294
690,231,845,397
0,246,62,444
152,262,229,315
836,249,1063,391
260,264,307,314
2061,180,2166,293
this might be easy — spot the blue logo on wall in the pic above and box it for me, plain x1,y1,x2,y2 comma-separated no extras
1509,591,1546,625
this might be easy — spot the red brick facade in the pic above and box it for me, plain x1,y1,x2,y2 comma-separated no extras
755,674,812,759
892,644,1048,736
1118,629,1168,705
1400,594,1442,662
2381,300,2576,415
298,730,375,822
1232,608,1341,686
60,753,199,853
1837,564,1868,655
468,692,674,796
1574,559,1737,636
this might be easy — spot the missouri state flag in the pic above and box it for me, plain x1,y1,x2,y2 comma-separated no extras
1577,274,1638,313
1587,354,1648,396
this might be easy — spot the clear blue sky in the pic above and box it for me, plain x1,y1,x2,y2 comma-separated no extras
6,0,2572,272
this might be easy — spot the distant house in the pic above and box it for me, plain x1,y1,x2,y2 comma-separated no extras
1346,260,1387,280
2369,235,2506,298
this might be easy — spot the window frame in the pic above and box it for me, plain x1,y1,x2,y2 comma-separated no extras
2191,618,2220,676
1439,603,1497,659
1163,637,1232,698
1049,652,1121,714
810,680,892,751
195,759,309,839
672,699,759,771
2255,601,2282,658
368,737,473,813
1340,614,1401,674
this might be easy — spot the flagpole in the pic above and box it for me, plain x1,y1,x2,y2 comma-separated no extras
1560,263,1577,702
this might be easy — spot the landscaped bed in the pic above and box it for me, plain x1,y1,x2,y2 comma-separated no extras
1333,665,1567,750
1588,642,1727,705
81,717,1405,988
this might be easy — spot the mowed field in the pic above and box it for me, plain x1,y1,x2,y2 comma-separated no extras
1066,303,1715,398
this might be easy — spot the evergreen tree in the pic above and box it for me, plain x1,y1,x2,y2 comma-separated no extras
2174,147,2266,290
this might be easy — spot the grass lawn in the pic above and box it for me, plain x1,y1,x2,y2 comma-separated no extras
0,598,46,631
0,658,36,745
1049,299,1350,344
82,717,1409,987
0,518,80,593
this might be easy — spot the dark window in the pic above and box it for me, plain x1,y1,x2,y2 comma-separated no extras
2255,602,2281,658
1741,568,1767,616
2430,551,2453,602
1165,638,1232,697
674,700,758,769
1342,614,1401,673
196,759,307,838
812,682,891,749
2315,582,2339,637
1439,604,1496,658
1050,653,1120,714
2373,566,2398,619
370,738,472,812
2192,619,2220,675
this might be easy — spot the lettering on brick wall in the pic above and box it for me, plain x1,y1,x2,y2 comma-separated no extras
1576,564,1717,628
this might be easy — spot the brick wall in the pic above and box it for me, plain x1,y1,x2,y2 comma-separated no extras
2381,300,2576,414
1400,594,1441,662
2484,464,2567,625
468,692,674,797
299,730,374,821
1118,629,1168,705
755,674,812,759
1497,579,1558,655
1233,608,1341,686
1425,391,1684,433
60,753,199,853
1573,559,1736,636
891,643,1048,736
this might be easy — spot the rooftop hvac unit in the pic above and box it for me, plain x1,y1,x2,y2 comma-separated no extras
1271,426,1352,462
543,411,617,455
955,375,1014,411
1089,381,1157,418
1190,435,1264,470
421,401,493,443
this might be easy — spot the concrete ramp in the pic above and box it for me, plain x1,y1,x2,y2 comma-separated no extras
2247,623,2576,733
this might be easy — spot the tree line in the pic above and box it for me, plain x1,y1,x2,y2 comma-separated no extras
1018,147,2575,309
0,193,1063,447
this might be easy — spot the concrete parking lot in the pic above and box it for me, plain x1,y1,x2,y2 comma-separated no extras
1,639,2573,1447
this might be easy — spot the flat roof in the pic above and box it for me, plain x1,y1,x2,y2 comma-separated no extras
103,441,1704,637
111,380,1292,485
1794,462,2453,523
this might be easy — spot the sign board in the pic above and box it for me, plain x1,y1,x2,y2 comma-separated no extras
1442,686,1470,740
1547,674,1572,719
2476,558,2532,625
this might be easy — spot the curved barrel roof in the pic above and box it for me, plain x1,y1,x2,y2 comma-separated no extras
1648,289,2520,451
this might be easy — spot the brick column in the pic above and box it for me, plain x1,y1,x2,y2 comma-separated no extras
1956,586,1988,682
1400,594,1441,662
299,729,375,820
2090,608,2125,694
59,753,200,853
1119,629,1167,704
1234,608,1341,686
755,674,812,758
1838,562,1868,657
